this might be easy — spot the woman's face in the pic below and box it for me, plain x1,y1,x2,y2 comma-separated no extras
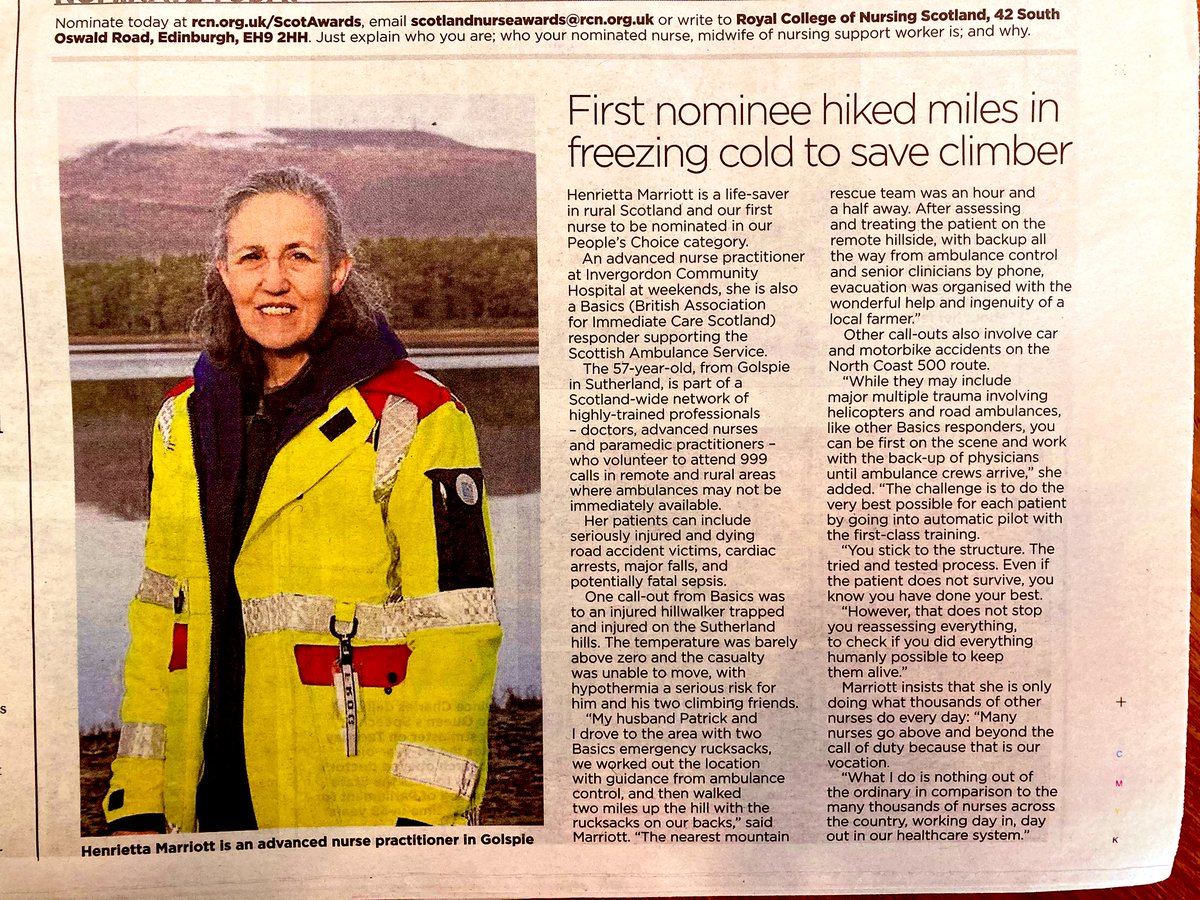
218,192,352,381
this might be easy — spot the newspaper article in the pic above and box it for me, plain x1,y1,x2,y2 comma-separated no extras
0,0,1193,894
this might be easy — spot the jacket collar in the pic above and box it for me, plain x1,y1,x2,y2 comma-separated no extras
193,317,407,433
189,318,407,587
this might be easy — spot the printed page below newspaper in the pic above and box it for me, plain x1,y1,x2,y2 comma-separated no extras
0,0,1192,895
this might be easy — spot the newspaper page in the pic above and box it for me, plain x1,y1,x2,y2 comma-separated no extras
0,0,1193,894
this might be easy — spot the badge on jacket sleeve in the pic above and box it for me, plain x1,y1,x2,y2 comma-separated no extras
455,472,480,506
426,467,493,591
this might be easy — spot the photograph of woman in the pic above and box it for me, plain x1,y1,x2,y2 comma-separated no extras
103,167,503,833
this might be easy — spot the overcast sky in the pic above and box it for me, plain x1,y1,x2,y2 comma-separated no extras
59,94,535,158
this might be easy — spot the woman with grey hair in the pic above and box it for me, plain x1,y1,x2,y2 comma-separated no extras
105,168,501,833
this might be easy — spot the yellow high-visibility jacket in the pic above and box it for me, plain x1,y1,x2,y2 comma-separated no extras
104,348,501,831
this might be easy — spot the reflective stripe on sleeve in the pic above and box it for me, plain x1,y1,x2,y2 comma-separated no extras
136,569,177,609
403,588,497,634
117,721,166,760
372,395,419,503
390,741,479,799
155,397,175,451
242,588,497,640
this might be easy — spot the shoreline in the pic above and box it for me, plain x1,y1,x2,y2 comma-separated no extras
70,326,538,350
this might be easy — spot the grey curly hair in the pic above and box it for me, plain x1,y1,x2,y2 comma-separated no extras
192,167,387,376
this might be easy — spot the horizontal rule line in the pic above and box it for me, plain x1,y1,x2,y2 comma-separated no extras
52,49,1078,63
59,0,749,3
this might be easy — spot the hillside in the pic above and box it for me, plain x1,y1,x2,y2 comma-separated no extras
60,127,537,262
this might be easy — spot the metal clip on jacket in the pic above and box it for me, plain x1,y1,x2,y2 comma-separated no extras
330,616,360,757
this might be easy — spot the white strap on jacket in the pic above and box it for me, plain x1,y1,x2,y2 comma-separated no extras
136,568,177,610
117,721,166,760
241,588,497,640
372,395,419,503
390,741,479,799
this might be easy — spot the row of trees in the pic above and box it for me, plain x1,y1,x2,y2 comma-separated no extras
66,235,538,338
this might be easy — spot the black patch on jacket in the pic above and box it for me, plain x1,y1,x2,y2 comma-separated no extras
108,789,124,811
320,408,355,441
426,467,493,591
107,813,166,835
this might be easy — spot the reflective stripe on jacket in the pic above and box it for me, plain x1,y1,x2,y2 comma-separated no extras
104,358,501,830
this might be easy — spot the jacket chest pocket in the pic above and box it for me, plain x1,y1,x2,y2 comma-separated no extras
293,643,412,690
